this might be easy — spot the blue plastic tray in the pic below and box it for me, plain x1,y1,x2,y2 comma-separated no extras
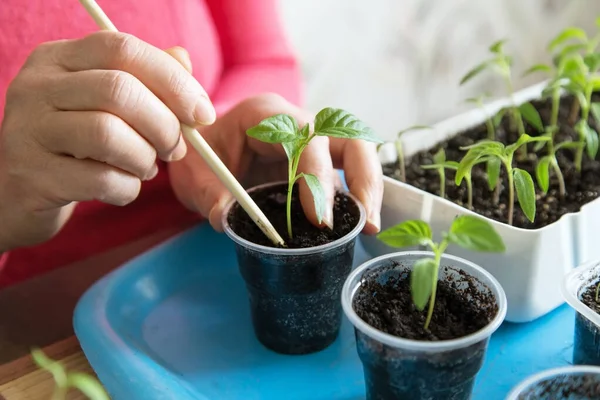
74,222,576,400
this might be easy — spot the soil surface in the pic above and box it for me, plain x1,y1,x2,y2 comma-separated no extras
384,93,600,229
227,183,361,248
518,375,600,399
353,262,497,341
580,279,600,313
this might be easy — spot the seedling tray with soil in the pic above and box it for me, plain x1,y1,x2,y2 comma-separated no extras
506,366,600,400
562,258,600,367
362,26,600,323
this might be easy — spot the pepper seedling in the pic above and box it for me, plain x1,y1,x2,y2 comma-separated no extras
31,348,109,400
393,125,432,182
420,148,456,199
460,39,544,159
246,108,382,239
552,52,600,171
465,94,503,140
536,140,583,197
456,134,551,225
377,215,505,330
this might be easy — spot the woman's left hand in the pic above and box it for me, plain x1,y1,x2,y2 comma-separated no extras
168,92,383,235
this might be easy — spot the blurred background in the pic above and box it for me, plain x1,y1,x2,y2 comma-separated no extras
278,0,600,141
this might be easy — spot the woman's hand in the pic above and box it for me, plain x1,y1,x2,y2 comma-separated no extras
168,93,384,235
0,32,215,252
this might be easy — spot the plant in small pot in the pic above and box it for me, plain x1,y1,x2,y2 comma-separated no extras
222,108,381,355
562,258,600,366
342,215,507,400
506,366,600,400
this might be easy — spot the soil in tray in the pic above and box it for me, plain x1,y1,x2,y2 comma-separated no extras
227,183,361,248
352,263,497,340
573,280,600,366
383,93,600,229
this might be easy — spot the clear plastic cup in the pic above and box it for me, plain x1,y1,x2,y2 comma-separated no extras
506,365,600,399
561,259,600,366
341,251,507,400
223,181,366,355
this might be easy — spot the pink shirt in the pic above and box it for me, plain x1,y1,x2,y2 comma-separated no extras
0,0,302,286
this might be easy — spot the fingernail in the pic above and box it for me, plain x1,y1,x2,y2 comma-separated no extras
145,164,159,180
323,207,334,230
171,135,187,161
194,95,216,125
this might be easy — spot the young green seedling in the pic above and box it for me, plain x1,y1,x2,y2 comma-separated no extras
31,348,109,400
420,148,455,199
554,53,600,171
536,140,583,197
247,108,382,239
377,215,505,330
394,125,432,182
465,94,502,140
460,39,544,159
456,134,550,225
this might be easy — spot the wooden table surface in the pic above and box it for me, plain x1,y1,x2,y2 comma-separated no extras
0,222,194,399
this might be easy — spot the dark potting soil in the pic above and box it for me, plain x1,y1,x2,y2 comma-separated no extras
353,262,497,341
227,183,360,248
384,93,600,229
517,374,600,399
573,279,600,366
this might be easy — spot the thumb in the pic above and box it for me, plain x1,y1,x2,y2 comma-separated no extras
164,46,193,73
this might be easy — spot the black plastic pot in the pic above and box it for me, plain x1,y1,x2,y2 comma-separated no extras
222,182,366,355
341,252,507,400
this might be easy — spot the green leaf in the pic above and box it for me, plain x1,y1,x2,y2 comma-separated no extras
523,63,552,76
67,373,110,400
433,148,446,164
489,39,507,53
377,220,432,248
548,27,587,52
519,102,544,132
460,61,491,85
31,348,68,388
585,124,599,159
314,108,382,142
514,168,537,222
505,133,551,155
299,123,310,138
447,215,505,252
410,258,436,311
246,114,298,143
492,108,506,128
535,155,551,194
591,102,600,126
455,146,491,185
556,140,584,151
486,157,501,191
298,173,325,224
282,140,298,161
445,161,460,169
584,53,600,72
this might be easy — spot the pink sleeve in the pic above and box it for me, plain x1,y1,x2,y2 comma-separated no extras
0,253,8,270
205,0,304,115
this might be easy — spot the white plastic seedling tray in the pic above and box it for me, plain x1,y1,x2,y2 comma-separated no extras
361,81,600,323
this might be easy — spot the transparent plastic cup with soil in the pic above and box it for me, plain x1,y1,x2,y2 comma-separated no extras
222,108,381,355
562,259,600,367
383,24,600,230
506,366,600,400
341,216,507,400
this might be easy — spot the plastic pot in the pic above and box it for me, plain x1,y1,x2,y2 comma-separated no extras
506,366,600,399
223,181,366,355
341,251,507,400
562,259,600,366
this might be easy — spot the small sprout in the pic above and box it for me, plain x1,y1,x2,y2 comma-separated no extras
456,134,551,225
460,39,544,159
420,148,454,199
377,216,505,330
247,108,382,239
394,125,432,182
31,348,109,400
465,93,498,140
536,140,584,197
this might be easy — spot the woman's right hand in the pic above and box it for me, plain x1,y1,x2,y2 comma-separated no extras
0,31,215,252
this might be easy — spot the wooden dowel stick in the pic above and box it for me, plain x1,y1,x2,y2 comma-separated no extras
77,0,286,247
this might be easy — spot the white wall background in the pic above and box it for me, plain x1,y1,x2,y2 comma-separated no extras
278,0,600,141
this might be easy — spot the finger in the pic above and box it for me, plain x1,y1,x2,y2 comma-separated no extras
164,46,193,73
39,111,158,181
296,135,336,229
330,138,383,234
47,69,186,162
54,32,215,126
37,156,142,206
